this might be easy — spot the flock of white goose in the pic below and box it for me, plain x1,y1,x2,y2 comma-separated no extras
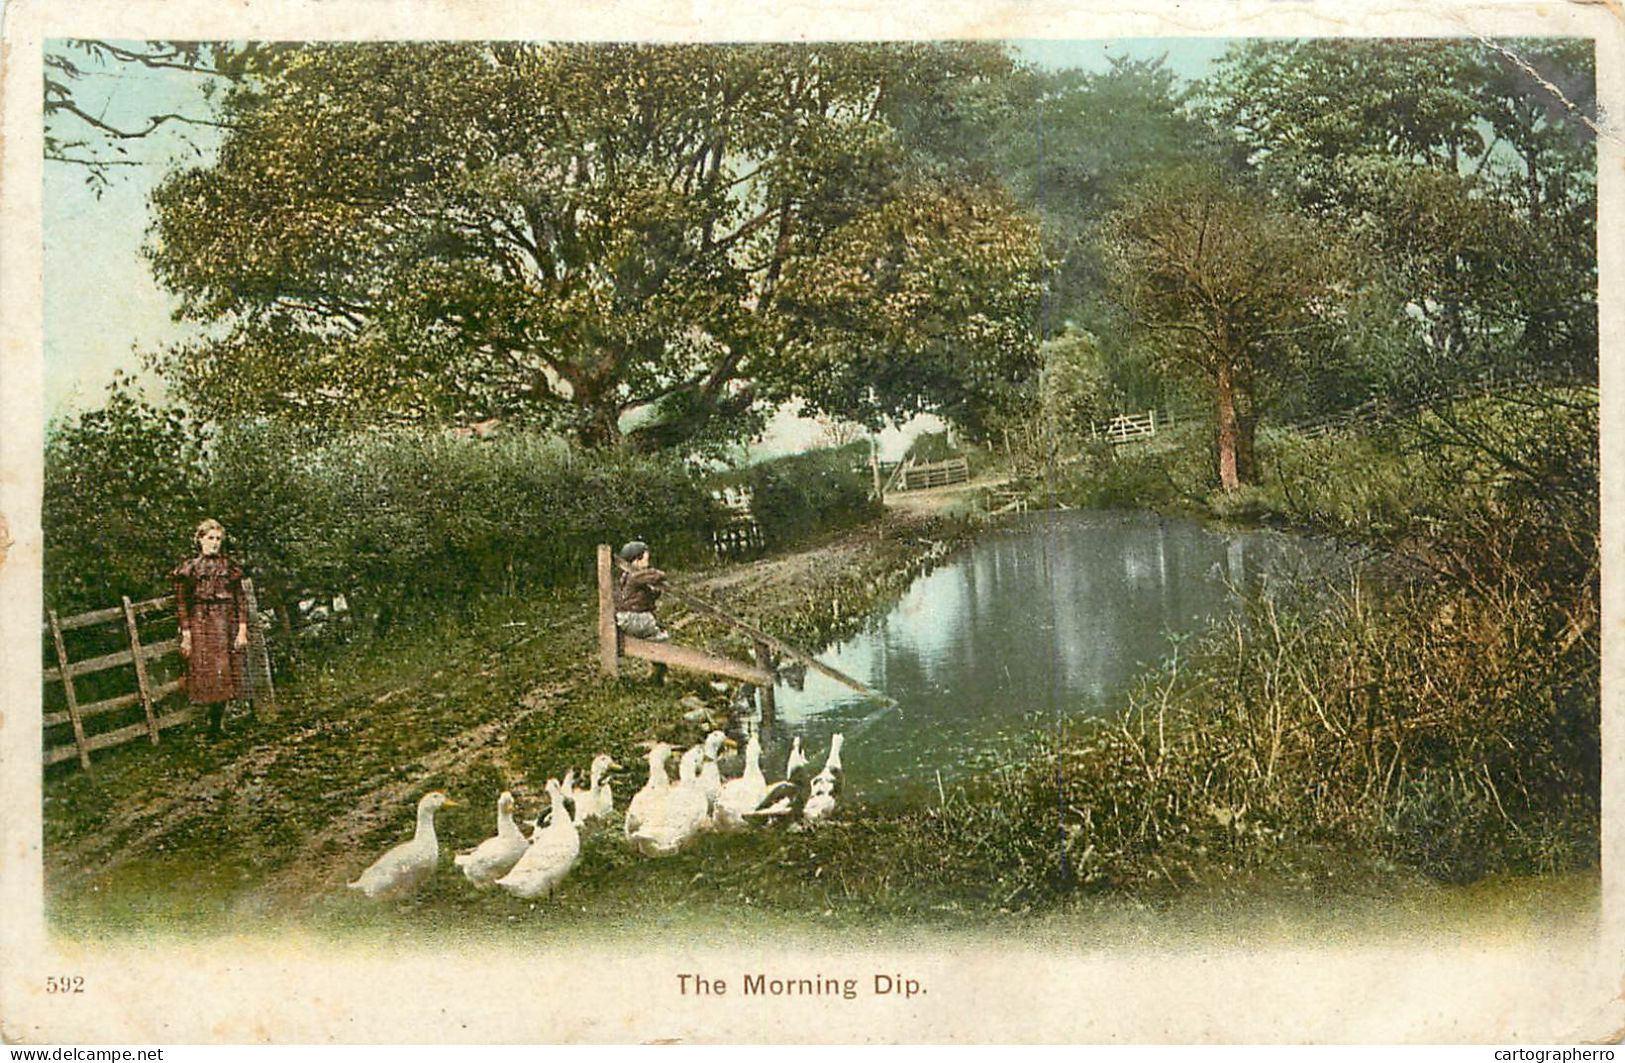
345,730,846,902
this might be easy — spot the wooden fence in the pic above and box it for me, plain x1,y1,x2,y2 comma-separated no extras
1089,409,1158,445
42,579,276,771
1286,371,1596,439
896,456,972,491
1087,407,1200,445
710,487,764,559
595,545,890,726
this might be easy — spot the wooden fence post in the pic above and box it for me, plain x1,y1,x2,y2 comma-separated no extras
754,640,775,727
47,609,91,771
121,595,161,745
597,544,619,677
242,578,278,718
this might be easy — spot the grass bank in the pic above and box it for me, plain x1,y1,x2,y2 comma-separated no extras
935,388,1600,899
42,507,980,937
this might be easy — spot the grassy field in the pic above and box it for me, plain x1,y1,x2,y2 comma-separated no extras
43,509,987,938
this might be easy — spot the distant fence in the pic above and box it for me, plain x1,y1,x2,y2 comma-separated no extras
896,456,971,491
42,579,276,771
1287,369,1597,439
1090,410,1159,445
710,487,764,559
1086,407,1200,446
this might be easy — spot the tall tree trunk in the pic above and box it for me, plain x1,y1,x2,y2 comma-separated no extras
575,397,622,449
1215,360,1241,494
1234,382,1259,485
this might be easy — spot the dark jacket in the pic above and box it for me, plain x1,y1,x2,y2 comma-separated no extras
616,567,667,613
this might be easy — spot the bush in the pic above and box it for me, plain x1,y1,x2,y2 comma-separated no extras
44,416,731,623
1037,423,1211,513
712,442,881,548
44,408,895,633
43,380,208,615
929,569,1598,894
902,430,959,465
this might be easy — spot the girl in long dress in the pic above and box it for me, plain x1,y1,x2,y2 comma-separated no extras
171,518,249,736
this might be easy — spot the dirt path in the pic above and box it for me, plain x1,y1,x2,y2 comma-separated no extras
256,679,574,903
881,473,1011,518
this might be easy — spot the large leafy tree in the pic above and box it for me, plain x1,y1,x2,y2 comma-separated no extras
1205,39,1596,394
1105,168,1360,492
146,42,1042,449
997,58,1223,414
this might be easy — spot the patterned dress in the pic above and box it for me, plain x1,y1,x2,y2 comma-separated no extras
171,555,247,704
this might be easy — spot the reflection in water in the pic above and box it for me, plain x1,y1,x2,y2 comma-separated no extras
764,511,1349,803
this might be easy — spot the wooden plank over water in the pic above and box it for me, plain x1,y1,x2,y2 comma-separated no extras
622,636,772,686
652,578,894,706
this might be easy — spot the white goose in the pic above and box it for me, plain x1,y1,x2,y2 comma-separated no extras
713,733,770,831
803,733,845,824
569,753,619,826
785,736,809,781
347,791,456,899
624,743,674,839
743,738,809,822
453,790,529,888
495,778,580,900
697,730,733,813
629,745,710,856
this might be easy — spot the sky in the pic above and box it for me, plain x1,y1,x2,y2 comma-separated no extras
41,38,1231,452
43,41,226,415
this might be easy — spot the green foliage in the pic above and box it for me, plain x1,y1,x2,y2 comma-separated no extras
1106,570,1594,885
44,399,903,627
42,378,208,614
774,178,1043,437
145,41,1043,450
1006,387,1600,890
43,410,734,621
1205,39,1597,388
1104,165,1364,489
1039,425,1209,513
1260,388,1599,595
713,442,880,548
901,430,958,465
998,57,1222,328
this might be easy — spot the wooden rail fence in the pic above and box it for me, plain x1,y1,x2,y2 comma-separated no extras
710,487,764,559
1090,409,1159,445
42,579,276,770
896,456,971,491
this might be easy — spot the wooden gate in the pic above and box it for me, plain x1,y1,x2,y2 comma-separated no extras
42,579,276,770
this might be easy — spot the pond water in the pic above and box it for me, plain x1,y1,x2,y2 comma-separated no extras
761,510,1353,804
